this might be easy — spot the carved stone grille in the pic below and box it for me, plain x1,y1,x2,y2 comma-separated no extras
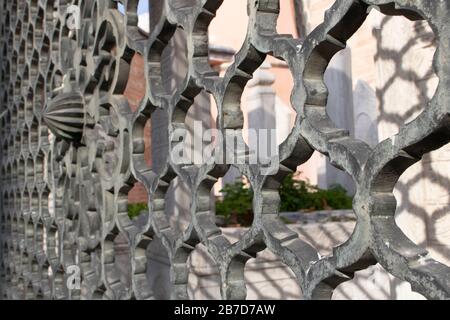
0,0,450,300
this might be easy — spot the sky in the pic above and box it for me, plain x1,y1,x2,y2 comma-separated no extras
137,1,149,14
137,1,150,31
118,1,150,31
117,1,148,13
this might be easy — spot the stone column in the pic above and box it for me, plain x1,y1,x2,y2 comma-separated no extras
353,80,378,148
318,48,356,195
245,62,277,169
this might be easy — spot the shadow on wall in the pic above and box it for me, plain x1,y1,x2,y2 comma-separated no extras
326,13,447,300
318,48,361,196
318,12,448,300
374,16,450,280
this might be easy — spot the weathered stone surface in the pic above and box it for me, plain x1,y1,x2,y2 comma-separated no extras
0,0,450,300
185,220,424,300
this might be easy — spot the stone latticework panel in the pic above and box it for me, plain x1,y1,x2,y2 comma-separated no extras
0,0,450,300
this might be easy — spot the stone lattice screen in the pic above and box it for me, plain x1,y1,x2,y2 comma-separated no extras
0,0,450,300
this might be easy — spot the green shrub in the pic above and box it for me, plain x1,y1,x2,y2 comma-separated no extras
215,181,253,226
317,184,353,210
215,173,353,226
279,174,319,212
128,203,148,219
279,174,353,211
129,175,353,224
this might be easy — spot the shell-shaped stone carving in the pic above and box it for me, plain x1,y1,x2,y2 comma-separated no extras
43,92,85,141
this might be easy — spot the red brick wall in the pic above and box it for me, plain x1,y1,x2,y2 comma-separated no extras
124,54,150,204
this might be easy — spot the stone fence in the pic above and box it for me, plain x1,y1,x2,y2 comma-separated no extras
1,0,450,300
